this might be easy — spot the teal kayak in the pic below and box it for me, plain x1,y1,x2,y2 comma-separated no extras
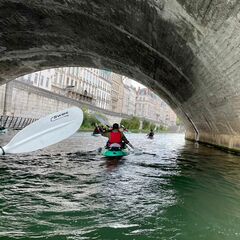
102,147,129,158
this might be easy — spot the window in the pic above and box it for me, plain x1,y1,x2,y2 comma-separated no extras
40,76,44,86
34,73,38,84
46,78,49,88
54,73,58,84
60,74,63,86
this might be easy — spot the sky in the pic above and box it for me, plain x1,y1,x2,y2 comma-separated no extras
122,78,146,89
128,79,145,89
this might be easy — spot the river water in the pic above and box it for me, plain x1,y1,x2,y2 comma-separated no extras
0,132,240,240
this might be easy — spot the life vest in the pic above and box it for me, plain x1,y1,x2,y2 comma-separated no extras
109,131,122,144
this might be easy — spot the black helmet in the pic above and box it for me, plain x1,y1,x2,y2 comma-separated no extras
112,123,119,129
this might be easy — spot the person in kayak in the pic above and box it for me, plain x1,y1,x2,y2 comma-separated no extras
93,123,103,134
147,129,154,139
120,125,128,133
102,123,133,149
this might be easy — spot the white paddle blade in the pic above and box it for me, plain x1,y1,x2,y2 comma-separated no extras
95,114,110,126
3,107,83,154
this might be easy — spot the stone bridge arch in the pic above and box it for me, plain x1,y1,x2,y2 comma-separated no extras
1,0,240,151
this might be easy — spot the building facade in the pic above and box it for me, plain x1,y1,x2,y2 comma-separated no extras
111,73,124,113
135,87,177,126
122,77,137,115
16,68,177,126
95,69,112,110
159,101,177,126
17,67,113,110
17,69,54,91
51,67,96,104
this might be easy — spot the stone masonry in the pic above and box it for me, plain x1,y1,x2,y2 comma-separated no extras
1,0,240,151
1,80,124,124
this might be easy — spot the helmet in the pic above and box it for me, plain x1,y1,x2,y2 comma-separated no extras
112,123,119,129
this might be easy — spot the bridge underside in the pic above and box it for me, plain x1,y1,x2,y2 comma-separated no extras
1,0,240,151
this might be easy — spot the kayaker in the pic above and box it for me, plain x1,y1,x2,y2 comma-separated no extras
0,126,5,131
147,129,154,139
120,125,128,133
93,123,102,134
102,123,133,149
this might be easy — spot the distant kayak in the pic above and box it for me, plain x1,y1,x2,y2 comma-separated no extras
147,135,154,139
0,128,7,135
92,133,102,137
102,146,129,158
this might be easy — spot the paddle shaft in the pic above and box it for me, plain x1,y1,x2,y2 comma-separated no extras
0,146,5,155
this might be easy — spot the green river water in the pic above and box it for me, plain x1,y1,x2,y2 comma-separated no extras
0,132,240,240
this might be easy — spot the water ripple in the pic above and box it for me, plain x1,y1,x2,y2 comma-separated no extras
1,133,240,239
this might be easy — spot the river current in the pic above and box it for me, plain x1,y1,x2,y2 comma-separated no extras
0,132,240,240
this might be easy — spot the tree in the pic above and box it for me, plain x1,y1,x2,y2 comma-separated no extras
142,120,150,130
120,116,140,130
81,109,100,129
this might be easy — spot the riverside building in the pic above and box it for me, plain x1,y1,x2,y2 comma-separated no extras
17,67,112,110
135,87,177,127
122,77,137,116
16,68,176,126
111,73,124,113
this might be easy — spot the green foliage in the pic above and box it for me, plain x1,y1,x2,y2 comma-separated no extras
142,120,156,131
120,119,129,128
120,116,140,130
156,125,168,132
150,123,155,130
176,117,182,126
142,120,150,130
81,109,100,129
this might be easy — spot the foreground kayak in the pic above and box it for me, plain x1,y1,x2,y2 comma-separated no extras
102,147,129,158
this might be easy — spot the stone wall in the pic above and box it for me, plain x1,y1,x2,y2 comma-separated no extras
3,81,73,119
0,80,126,125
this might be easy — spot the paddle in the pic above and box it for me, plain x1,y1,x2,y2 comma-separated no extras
94,114,110,127
0,107,83,155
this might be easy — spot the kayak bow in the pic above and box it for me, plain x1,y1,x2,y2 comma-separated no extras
102,147,129,158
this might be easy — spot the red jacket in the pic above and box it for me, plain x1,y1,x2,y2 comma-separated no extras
109,131,122,144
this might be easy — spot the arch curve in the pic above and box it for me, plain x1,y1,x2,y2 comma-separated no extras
1,0,240,150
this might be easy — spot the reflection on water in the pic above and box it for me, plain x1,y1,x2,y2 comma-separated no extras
0,132,240,239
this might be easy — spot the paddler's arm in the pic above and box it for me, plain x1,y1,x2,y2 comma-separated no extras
121,133,134,149
101,130,110,138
